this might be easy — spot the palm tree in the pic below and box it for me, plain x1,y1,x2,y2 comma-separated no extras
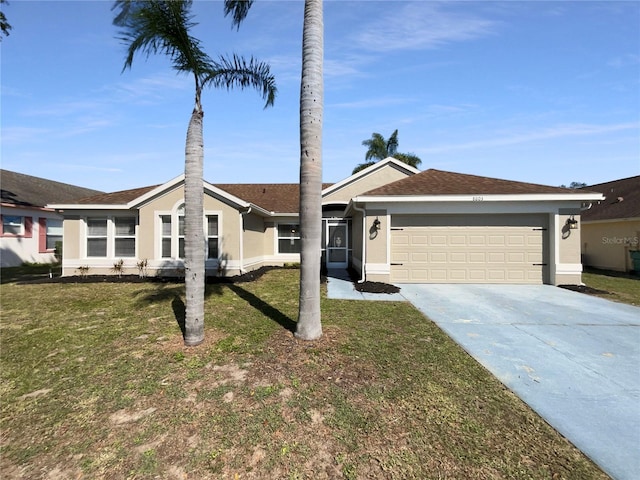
353,129,421,174
1,0,12,40
113,0,276,346
224,0,324,340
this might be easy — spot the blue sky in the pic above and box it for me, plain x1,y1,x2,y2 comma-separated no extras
1,0,639,193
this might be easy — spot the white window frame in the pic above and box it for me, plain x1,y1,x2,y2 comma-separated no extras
276,223,301,254
2,215,24,236
46,218,63,250
86,217,108,258
206,214,219,260
156,201,221,261
114,217,137,258
83,215,138,259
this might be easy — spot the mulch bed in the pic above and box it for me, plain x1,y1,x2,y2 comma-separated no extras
18,265,300,285
19,264,403,294
559,284,612,296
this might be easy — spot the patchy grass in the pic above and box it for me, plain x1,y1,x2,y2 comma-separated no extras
582,267,640,305
1,269,609,479
0,263,61,284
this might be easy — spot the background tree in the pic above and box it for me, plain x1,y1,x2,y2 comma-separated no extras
224,0,324,340
1,0,12,40
353,129,421,174
114,0,276,346
560,181,587,189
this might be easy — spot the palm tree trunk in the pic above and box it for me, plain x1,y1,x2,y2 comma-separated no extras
183,108,205,346
295,0,323,341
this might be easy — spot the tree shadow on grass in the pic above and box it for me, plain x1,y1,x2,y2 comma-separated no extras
171,295,186,337
227,283,296,333
132,283,225,337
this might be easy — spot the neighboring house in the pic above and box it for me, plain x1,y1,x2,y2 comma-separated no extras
580,175,640,272
48,158,603,285
0,170,103,267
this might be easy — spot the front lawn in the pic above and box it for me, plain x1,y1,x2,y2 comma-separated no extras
1,269,608,479
582,267,640,305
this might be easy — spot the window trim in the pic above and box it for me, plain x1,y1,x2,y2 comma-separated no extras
39,217,63,253
82,215,138,259
1,215,32,238
156,201,221,261
276,222,301,255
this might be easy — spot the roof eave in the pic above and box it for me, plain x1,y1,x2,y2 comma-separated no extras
321,157,419,197
46,204,132,211
353,193,605,203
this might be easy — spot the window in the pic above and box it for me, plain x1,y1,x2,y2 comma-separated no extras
178,214,185,259
278,224,300,254
2,215,32,237
87,218,107,257
160,209,219,260
207,215,218,259
85,216,136,258
114,217,136,257
46,219,63,250
161,215,172,258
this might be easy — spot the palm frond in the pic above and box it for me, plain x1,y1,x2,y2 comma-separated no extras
352,162,376,175
387,129,399,156
204,54,277,108
223,0,254,30
395,152,422,168
362,132,388,161
113,0,214,79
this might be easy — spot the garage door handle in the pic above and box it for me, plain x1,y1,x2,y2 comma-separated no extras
533,263,548,266
391,263,404,266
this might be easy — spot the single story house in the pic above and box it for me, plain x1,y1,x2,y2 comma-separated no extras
48,158,603,285
1,170,103,267
580,175,640,272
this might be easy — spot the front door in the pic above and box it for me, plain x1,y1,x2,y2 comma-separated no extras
326,222,348,269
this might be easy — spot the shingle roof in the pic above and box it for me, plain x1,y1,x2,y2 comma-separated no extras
62,181,334,214
580,175,640,222
73,185,160,205
362,169,584,196
214,183,333,213
1,170,104,208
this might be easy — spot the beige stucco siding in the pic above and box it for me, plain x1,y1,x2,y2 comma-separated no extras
558,214,582,264
323,165,411,204
62,216,81,275
582,219,640,272
242,212,266,268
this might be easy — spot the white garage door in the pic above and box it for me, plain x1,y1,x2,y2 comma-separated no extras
390,215,547,284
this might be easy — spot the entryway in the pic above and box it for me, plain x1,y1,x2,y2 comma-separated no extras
325,221,348,269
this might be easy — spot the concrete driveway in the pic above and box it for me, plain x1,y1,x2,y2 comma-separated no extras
398,284,640,480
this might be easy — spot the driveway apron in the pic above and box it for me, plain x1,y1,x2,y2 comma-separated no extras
398,284,640,480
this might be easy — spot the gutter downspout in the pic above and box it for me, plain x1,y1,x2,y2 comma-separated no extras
352,203,366,283
239,207,252,274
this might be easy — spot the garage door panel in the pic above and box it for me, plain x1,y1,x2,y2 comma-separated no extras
449,252,466,263
390,221,545,284
411,252,428,263
430,252,447,263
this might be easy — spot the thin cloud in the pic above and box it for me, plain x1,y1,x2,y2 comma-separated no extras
56,164,123,174
607,54,640,68
424,122,639,154
0,126,52,145
354,3,497,53
330,96,416,109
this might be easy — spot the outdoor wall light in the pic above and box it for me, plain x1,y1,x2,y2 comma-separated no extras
566,216,579,230
373,217,381,230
